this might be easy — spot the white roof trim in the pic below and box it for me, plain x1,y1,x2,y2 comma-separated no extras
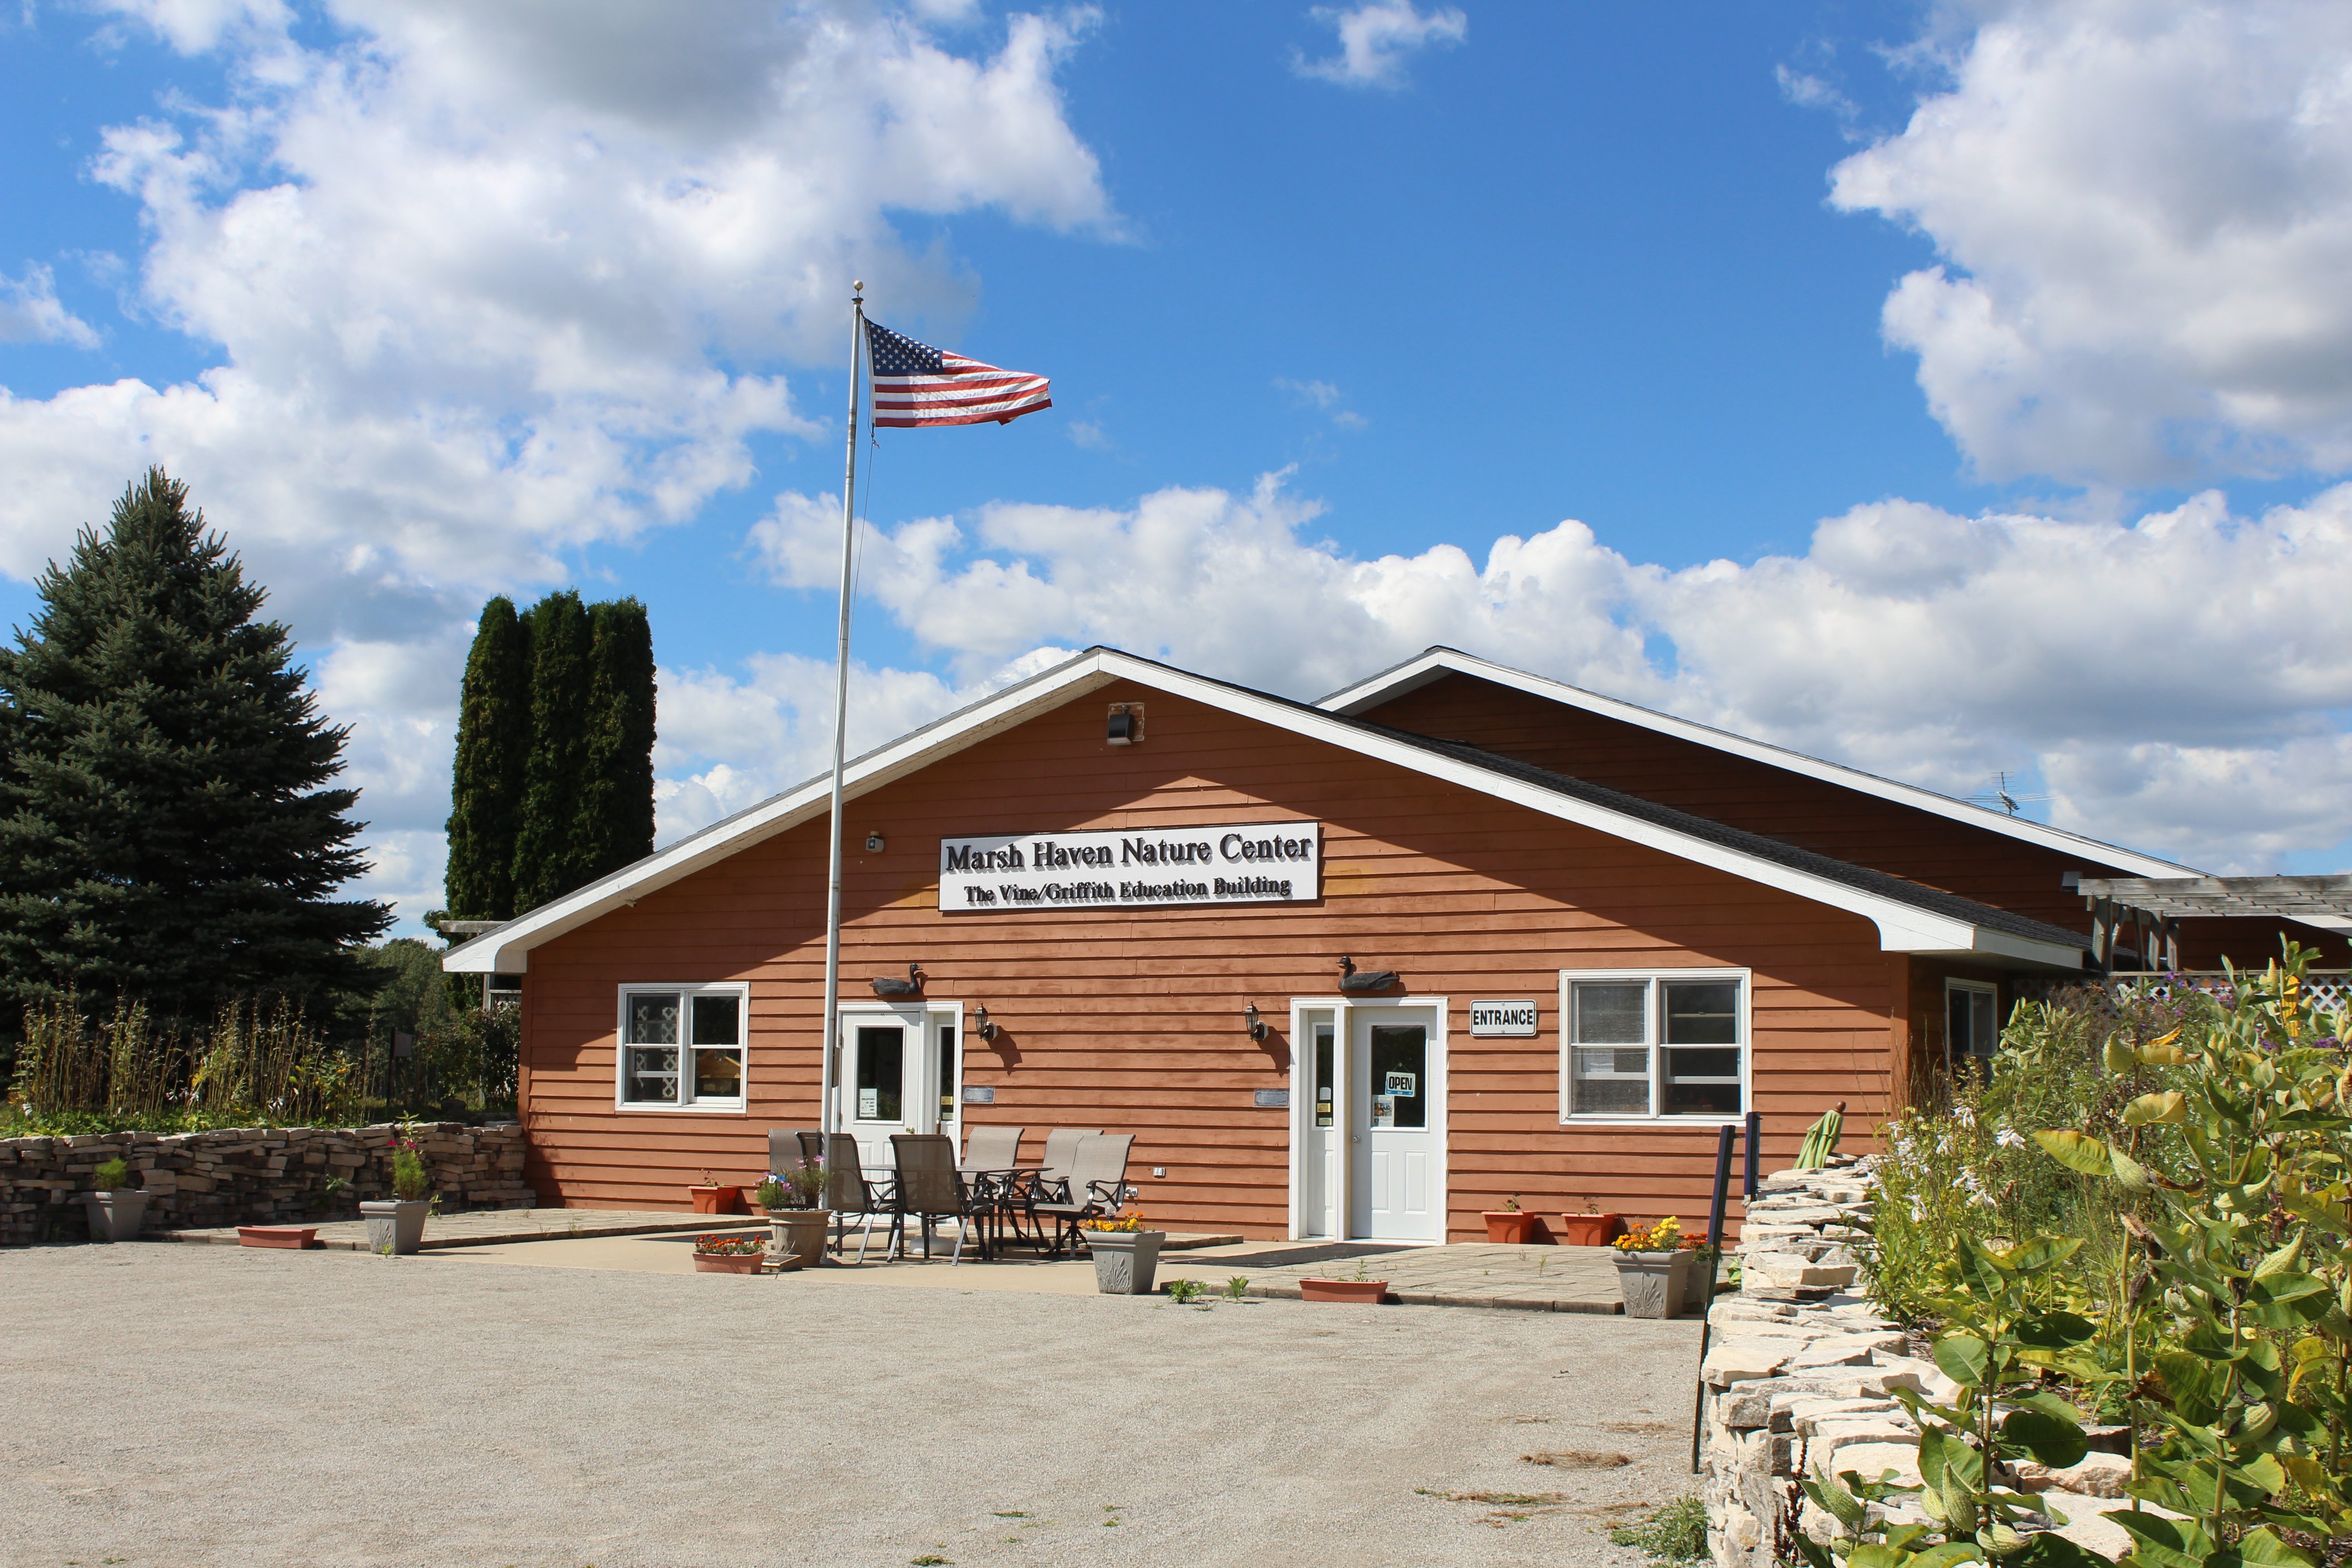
446,647,2082,976
1318,647,2202,881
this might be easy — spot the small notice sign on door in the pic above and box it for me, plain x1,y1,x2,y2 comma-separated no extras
1468,999,1538,1036
858,1088,879,1118
1384,1071,1417,1098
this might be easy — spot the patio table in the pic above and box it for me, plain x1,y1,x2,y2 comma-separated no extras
960,1167,1042,1254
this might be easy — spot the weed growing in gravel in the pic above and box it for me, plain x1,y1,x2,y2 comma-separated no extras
1608,1494,1707,1567
1164,1278,1203,1303
1224,1274,1249,1300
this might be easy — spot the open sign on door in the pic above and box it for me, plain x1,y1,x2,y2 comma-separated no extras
1384,1071,1417,1097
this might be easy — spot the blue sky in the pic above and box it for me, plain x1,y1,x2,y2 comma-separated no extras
5,0,2352,929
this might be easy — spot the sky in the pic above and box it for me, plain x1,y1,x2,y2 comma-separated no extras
5,0,2352,936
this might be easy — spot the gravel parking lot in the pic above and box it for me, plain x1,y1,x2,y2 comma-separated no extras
3,1243,1702,1568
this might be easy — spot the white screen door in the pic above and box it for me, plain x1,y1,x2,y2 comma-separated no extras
1299,1012,1340,1237
837,1009,960,1176
1348,1006,1443,1242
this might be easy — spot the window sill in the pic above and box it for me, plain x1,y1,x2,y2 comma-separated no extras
1558,1116,1744,1129
616,1102,749,1115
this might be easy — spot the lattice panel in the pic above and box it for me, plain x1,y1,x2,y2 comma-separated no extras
2113,971,2352,1015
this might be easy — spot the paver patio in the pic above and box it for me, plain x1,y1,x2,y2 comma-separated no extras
3,1241,1701,1567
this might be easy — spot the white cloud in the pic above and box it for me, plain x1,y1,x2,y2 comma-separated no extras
746,471,2352,872
1831,0,2352,485
0,2,1115,932
1294,1,1465,89
0,265,101,349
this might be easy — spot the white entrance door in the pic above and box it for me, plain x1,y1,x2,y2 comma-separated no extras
837,1009,960,1176
1348,1006,1444,1242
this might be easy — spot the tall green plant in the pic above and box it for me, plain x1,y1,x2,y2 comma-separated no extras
2033,946,2352,1566
578,598,656,883
512,590,593,912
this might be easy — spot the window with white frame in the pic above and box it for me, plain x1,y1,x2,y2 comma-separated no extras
617,985,747,1111
1561,970,1747,1119
1945,980,1999,1073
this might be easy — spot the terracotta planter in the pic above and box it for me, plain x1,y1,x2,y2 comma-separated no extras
1300,1278,1389,1304
1557,1212,1625,1246
85,1189,148,1242
1612,1249,1694,1318
238,1225,319,1249
1085,1230,1166,1294
361,1198,430,1255
766,1208,833,1270
693,1251,766,1274
1482,1210,1539,1244
690,1185,746,1215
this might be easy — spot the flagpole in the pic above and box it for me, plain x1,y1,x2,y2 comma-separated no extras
818,281,865,1147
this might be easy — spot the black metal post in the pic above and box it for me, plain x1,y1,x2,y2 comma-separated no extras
1743,1108,1762,1197
1689,1120,1738,1473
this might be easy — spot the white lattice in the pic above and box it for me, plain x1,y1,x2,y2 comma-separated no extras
2112,971,2352,1015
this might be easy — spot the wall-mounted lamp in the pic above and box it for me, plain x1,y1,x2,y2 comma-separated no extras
864,831,886,853
1106,702,1144,745
1244,1002,1269,1043
975,1004,998,1042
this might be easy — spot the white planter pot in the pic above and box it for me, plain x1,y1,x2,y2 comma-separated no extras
361,1199,430,1255
766,1208,833,1269
1613,1249,1695,1319
1085,1230,1166,1295
85,1190,147,1243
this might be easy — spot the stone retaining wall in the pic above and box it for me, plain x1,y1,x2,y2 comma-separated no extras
1701,1158,2143,1565
0,1122,534,1245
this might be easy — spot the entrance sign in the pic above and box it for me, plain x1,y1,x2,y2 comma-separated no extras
1468,1000,1539,1037
941,823,1320,912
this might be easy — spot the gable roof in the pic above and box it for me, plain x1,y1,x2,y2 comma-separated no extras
445,646,2087,976
1317,646,2202,880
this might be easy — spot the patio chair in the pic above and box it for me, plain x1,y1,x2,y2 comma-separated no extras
1032,1132,1136,1257
767,1128,814,1181
822,1133,893,1264
1005,1127,1095,1250
886,1132,991,1264
959,1124,1026,1254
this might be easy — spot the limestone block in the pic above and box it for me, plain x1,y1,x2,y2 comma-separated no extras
1789,1332,1907,1371
1704,1340,1792,1385
2014,1453,2131,1499
2043,1493,2182,1559
1781,1397,1901,1434
1747,1253,1860,1290
1820,1441,1922,1488
1809,1421,1921,1461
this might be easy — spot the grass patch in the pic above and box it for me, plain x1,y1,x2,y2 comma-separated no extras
1609,1494,1707,1567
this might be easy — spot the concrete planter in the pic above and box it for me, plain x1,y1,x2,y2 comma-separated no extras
1682,1250,1721,1312
361,1198,430,1255
1085,1230,1165,1294
766,1208,832,1270
1612,1249,1693,1318
84,1190,147,1242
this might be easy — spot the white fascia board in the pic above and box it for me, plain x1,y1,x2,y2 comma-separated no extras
442,656,1122,974
1117,657,2068,962
1318,647,2202,881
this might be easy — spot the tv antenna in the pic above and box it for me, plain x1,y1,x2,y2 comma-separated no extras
1965,770,2048,817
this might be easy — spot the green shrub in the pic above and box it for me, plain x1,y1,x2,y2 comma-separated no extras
1610,1494,1706,1567
390,1143,431,1201
93,1156,129,1189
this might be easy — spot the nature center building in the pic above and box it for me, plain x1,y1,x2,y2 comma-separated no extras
443,646,2329,1242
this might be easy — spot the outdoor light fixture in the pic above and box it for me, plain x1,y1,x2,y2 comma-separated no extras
1105,702,1143,745
864,831,885,853
975,1004,998,1042
1245,1002,1269,1043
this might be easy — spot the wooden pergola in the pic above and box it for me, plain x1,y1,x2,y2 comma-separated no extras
2075,875,2352,970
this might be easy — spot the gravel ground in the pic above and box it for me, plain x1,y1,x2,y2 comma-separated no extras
2,1244,1704,1568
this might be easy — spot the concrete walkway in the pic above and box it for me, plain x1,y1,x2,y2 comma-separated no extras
1163,1240,1637,1313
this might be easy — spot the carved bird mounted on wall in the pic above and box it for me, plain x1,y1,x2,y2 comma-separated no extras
870,963,924,997
1338,955,1402,993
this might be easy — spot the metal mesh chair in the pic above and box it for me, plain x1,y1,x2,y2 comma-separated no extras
1032,1132,1136,1257
959,1125,1026,1254
821,1132,892,1263
887,1133,990,1264
1007,1127,1096,1250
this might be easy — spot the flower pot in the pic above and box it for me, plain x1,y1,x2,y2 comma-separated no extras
1681,1252,1720,1312
689,1185,745,1215
1557,1213,1624,1246
1612,1249,1694,1318
237,1225,319,1249
692,1252,766,1274
360,1198,430,1255
84,1189,147,1243
1300,1278,1389,1304
1084,1230,1165,1294
767,1208,832,1270
1482,1210,1539,1244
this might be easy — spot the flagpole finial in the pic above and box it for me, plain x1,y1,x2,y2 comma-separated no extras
852,278,864,298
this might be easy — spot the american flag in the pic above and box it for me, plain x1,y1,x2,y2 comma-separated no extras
865,320,1051,428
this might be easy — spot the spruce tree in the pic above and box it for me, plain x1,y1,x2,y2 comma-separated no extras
510,589,593,911
0,469,391,1020
578,598,656,882
443,597,531,921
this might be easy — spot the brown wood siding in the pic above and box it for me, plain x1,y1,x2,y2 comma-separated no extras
519,682,1908,1239
1357,673,2342,971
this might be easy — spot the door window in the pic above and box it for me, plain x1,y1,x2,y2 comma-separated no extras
1367,1024,1426,1130
936,1026,958,1124
855,1026,904,1122
1313,1022,1335,1127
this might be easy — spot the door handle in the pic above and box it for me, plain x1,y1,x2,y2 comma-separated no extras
1351,1135,1362,1143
